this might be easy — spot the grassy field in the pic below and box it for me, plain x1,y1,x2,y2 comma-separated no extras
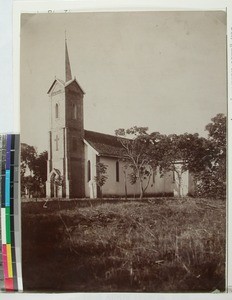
22,197,226,292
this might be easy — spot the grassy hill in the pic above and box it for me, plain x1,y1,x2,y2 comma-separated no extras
22,198,226,292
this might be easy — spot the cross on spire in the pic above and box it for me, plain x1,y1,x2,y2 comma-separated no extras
65,33,72,82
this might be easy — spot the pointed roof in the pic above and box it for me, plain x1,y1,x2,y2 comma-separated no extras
65,38,72,82
47,78,85,94
47,36,85,95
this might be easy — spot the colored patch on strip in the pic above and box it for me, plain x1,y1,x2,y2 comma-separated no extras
13,275,18,291
2,245,8,278
6,135,11,152
14,150,19,166
10,198,14,215
5,170,10,207
1,152,6,172
5,150,11,171
5,206,11,216
11,246,16,263
6,135,11,170
16,261,22,279
11,231,15,248
10,166,14,181
10,135,15,150
1,208,6,244
1,174,5,207
17,276,23,291
14,166,19,182
10,154,15,170
0,149,2,175
5,211,11,244
6,244,13,278
10,215,15,231
5,277,14,291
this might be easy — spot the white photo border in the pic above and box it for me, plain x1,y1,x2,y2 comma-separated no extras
7,0,232,299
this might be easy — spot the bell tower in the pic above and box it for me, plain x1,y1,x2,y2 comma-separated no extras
46,38,85,198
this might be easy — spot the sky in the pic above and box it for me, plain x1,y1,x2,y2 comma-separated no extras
20,11,227,152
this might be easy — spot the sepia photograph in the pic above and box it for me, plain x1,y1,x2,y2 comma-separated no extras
20,11,227,292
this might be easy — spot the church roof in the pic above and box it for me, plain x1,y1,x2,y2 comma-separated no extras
47,77,85,94
47,78,64,94
65,78,85,94
84,130,126,158
47,39,85,94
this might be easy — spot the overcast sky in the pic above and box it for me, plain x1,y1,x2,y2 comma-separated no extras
20,11,227,152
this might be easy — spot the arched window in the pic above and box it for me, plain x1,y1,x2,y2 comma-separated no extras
87,160,91,182
152,170,155,183
116,161,119,182
55,103,59,118
172,171,176,183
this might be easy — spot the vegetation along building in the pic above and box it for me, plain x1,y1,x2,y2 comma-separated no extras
46,40,193,199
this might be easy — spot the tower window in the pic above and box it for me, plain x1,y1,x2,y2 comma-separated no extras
153,170,155,183
55,135,59,151
87,160,91,182
116,161,119,182
55,103,59,118
173,171,176,183
72,103,77,119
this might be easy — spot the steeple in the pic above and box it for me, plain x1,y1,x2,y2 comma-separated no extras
65,34,72,82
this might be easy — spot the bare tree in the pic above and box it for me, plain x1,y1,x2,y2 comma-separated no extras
94,162,108,198
115,126,159,199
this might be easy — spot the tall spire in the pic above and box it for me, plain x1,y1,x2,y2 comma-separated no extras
65,32,72,82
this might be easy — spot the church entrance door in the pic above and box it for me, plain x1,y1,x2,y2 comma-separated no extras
50,171,61,198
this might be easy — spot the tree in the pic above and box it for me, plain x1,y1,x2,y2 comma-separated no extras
94,162,108,198
21,143,48,198
33,151,48,182
158,133,210,197
115,126,160,199
195,114,226,199
21,144,37,197
33,151,48,197
21,144,37,176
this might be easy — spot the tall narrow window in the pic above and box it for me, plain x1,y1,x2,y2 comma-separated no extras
73,104,77,119
55,103,59,118
153,170,155,183
116,161,119,182
87,160,91,182
71,103,77,119
55,135,59,151
172,171,175,183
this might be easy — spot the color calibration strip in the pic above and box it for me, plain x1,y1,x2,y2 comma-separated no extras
0,134,23,291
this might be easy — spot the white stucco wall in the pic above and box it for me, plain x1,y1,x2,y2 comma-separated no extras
84,143,97,198
99,157,138,196
99,157,174,198
83,144,192,198
50,82,66,166
150,170,174,194
172,163,190,197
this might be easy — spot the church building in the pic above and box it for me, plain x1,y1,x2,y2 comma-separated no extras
46,40,191,199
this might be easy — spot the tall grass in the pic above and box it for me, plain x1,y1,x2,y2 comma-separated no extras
22,198,226,292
